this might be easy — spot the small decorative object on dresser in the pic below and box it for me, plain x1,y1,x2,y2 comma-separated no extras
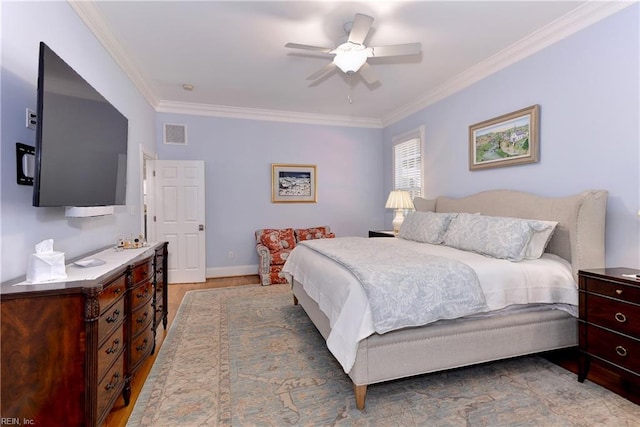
578,267,640,404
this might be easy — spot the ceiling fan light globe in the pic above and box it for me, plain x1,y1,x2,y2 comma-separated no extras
333,50,368,73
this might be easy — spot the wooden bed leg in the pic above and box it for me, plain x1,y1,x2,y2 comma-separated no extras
292,294,298,305
354,384,367,410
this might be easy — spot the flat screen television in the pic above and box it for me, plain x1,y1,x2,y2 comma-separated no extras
33,42,128,208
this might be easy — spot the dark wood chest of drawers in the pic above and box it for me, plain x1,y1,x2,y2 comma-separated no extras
0,242,168,426
578,268,640,403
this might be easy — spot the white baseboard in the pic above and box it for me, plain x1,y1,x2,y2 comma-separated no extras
206,264,258,279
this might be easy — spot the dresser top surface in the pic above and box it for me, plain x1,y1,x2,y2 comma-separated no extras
1,242,165,298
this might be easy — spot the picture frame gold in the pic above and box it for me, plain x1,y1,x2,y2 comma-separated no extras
271,164,317,203
469,105,540,171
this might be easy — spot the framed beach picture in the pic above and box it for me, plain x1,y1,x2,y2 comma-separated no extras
469,105,540,171
271,164,317,203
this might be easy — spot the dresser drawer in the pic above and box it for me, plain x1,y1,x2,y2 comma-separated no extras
98,296,125,342
586,326,640,374
131,259,153,286
130,325,154,369
584,277,640,304
97,326,125,382
131,301,153,337
131,280,153,311
99,275,126,312
97,353,125,423
584,293,640,338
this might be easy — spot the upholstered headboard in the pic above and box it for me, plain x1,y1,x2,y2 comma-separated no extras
413,190,608,282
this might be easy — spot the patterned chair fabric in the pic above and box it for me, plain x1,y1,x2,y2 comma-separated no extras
255,226,335,285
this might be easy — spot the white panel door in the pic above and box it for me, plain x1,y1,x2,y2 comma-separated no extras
149,160,206,283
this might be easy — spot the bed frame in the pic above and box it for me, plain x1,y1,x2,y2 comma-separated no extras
291,189,608,410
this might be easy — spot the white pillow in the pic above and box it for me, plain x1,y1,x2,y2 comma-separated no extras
398,211,457,244
442,213,555,262
524,220,558,259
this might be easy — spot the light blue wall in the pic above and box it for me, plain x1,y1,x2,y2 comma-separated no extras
384,4,640,268
155,114,383,275
2,3,638,282
1,2,157,281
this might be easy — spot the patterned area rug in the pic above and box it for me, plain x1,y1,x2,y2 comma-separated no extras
127,285,640,426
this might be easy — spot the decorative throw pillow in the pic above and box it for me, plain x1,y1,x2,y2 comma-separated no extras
260,228,296,252
398,211,457,244
442,213,554,262
294,226,335,241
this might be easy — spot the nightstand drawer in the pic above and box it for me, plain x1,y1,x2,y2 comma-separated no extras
586,326,640,374
585,277,640,304
584,293,640,338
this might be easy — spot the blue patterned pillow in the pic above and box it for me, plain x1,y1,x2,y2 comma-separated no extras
442,213,553,261
398,212,457,244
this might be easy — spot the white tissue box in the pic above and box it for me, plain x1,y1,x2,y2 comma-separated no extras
26,251,67,283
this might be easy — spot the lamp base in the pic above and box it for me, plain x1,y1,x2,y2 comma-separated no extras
392,209,405,234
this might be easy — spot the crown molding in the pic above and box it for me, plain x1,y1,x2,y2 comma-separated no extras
156,101,383,128
70,0,633,129
381,1,636,127
68,1,159,108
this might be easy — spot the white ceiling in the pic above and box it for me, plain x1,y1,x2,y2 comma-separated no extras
72,1,630,127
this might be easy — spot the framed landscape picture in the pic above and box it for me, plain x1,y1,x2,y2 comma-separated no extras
271,164,317,203
469,105,540,170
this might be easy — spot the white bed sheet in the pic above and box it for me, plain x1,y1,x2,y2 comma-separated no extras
282,238,578,373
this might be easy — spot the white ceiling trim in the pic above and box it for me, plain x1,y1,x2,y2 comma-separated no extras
69,1,633,129
382,1,635,127
156,101,383,128
68,1,159,108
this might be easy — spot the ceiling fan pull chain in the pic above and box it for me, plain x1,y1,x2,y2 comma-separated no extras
347,73,353,104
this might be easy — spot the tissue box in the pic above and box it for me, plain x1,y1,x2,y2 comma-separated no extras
26,251,67,283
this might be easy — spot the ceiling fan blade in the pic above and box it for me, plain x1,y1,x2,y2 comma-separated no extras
347,13,374,45
369,43,422,57
307,62,337,81
285,43,333,54
358,62,378,85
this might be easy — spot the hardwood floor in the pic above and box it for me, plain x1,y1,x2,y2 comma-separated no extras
103,275,259,427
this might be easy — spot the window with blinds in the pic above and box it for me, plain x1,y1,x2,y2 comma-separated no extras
393,127,423,200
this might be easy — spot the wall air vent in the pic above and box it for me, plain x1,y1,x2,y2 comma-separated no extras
163,123,187,145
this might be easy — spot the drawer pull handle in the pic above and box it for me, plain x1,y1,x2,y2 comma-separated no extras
114,288,121,295
615,346,628,357
106,309,120,323
136,312,149,324
136,338,149,353
136,287,150,299
105,338,120,355
104,372,120,391
615,289,623,295
614,312,627,323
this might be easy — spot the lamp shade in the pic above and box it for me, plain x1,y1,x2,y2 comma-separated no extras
385,190,413,210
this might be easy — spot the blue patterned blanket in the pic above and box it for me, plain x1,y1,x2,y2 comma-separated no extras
300,237,489,334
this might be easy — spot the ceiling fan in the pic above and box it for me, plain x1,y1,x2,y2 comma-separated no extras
285,13,421,85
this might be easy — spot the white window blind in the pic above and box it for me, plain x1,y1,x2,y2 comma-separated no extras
393,132,422,200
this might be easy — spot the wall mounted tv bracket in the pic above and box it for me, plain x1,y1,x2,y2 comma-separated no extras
16,142,35,186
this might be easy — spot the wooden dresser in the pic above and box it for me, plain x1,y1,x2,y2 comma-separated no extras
578,267,640,404
0,242,168,426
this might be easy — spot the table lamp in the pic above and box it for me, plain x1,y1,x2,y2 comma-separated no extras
385,190,413,234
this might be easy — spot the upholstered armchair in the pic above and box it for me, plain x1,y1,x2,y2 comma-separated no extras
255,226,335,286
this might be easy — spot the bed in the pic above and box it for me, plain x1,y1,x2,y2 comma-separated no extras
282,189,608,410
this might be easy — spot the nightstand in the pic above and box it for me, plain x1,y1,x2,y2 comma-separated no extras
368,230,395,238
578,268,640,403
